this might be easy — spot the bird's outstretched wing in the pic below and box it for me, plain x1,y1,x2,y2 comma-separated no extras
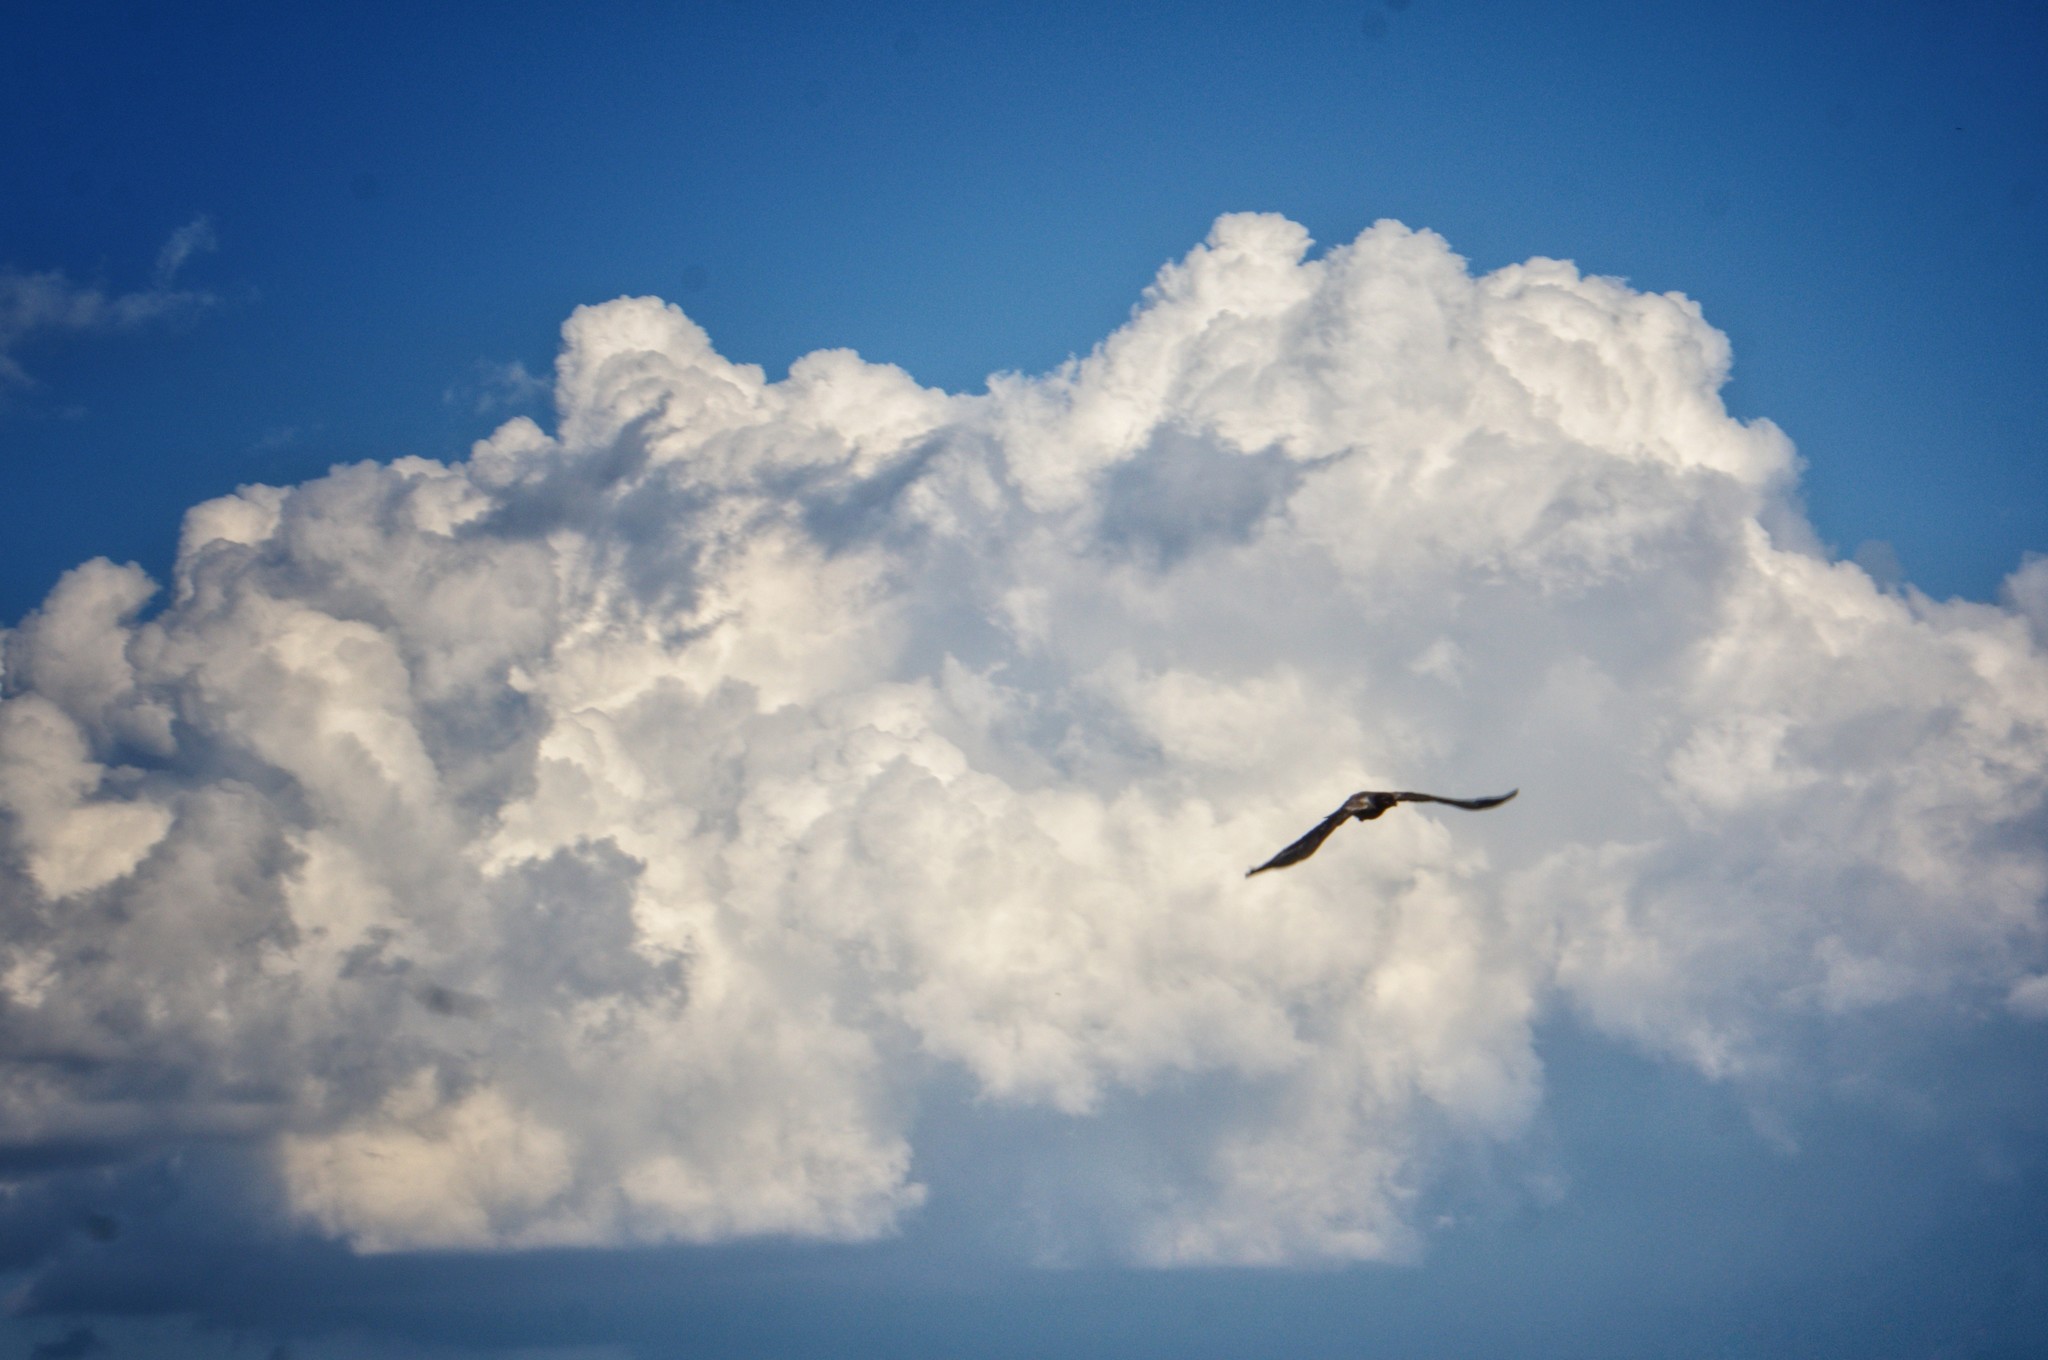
1245,805,1354,877
1388,789,1518,811
1245,788,1517,877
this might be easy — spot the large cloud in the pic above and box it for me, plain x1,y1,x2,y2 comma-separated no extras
2,214,2043,1264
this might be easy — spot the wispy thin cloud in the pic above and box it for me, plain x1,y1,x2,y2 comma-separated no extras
151,215,217,288
0,217,220,392
445,357,553,415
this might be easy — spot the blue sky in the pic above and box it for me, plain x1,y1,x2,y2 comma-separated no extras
4,2,2048,1358
5,0,2044,617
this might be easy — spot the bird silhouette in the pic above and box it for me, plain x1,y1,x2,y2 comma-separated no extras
1246,789,1517,876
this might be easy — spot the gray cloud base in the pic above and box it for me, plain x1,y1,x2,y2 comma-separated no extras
2,214,2043,1264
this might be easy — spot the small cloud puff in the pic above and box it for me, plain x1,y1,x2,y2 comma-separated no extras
0,215,2043,1265
2009,974,2048,1019
445,358,553,416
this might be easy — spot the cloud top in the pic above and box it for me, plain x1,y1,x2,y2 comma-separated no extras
2,215,2043,1263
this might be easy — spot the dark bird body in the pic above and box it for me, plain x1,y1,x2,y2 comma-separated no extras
1246,789,1517,876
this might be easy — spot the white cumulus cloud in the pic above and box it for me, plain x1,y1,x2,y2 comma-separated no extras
1,214,2043,1264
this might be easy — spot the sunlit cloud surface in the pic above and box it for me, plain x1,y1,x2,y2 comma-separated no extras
3,215,2044,1265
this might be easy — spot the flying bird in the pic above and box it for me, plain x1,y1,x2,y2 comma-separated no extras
1246,788,1518,876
